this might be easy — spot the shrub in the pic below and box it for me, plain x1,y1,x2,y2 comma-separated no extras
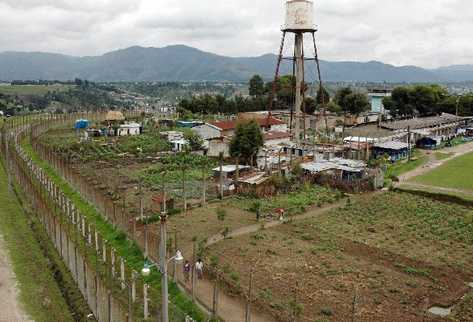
216,208,227,221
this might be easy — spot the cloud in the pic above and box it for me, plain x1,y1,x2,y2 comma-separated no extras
0,0,472,68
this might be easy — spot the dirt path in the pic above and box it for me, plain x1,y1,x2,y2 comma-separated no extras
398,141,473,182
0,235,32,322
400,182,473,197
206,201,345,247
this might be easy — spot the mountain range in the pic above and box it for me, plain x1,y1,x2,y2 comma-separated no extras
0,45,472,83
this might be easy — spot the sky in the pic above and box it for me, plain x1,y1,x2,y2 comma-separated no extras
0,0,472,68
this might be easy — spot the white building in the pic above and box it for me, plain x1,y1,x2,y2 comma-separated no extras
117,122,141,136
170,139,189,152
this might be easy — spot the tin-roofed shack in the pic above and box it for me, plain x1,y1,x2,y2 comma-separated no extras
300,158,383,192
373,141,411,161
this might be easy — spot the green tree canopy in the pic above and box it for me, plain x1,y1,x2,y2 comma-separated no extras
335,87,370,116
249,75,265,97
229,120,264,164
383,85,450,118
303,97,317,114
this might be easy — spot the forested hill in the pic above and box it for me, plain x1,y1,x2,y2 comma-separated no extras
1,45,472,82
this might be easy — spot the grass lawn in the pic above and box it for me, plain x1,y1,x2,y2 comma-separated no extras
0,84,74,96
413,151,473,191
0,164,75,322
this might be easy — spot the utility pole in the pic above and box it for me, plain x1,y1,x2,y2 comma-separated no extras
219,152,224,199
159,211,169,322
407,126,411,161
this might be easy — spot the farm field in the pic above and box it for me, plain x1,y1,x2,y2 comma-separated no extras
412,151,473,192
207,192,473,322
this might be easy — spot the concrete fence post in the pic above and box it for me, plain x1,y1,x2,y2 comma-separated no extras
120,258,126,290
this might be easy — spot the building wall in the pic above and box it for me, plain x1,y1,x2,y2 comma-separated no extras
117,127,140,136
208,139,230,158
264,137,291,147
193,124,221,140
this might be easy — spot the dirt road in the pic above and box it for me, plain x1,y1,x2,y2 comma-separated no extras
398,141,473,182
0,235,32,322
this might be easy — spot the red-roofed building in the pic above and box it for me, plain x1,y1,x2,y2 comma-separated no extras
210,116,287,137
264,131,292,146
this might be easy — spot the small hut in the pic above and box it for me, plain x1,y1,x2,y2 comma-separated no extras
105,111,125,123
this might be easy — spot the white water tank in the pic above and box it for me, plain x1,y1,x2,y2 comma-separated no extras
284,0,315,31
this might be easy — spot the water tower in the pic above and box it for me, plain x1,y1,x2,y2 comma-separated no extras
268,0,325,142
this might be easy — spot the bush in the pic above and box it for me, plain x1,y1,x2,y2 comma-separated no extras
216,208,226,221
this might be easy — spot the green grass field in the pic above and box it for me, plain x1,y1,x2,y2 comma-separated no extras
0,164,75,322
385,150,428,179
414,152,473,191
0,84,74,96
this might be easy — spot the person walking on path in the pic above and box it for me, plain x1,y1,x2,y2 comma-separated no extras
183,260,191,283
195,259,204,279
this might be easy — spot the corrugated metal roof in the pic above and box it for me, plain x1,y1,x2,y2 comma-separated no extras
373,141,410,150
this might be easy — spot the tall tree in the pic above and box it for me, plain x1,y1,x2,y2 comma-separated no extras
303,97,317,114
335,87,370,137
229,121,264,165
249,75,265,97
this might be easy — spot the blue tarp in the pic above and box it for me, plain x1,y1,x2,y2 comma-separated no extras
75,119,90,129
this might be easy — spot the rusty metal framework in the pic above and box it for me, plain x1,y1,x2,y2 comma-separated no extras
267,30,326,143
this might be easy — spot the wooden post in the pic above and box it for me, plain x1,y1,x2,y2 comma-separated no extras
173,230,178,283
143,284,149,320
131,271,137,303
212,272,219,318
245,268,254,322
120,258,126,290
219,152,224,199
191,241,196,301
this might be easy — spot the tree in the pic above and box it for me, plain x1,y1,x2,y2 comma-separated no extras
229,120,264,165
384,85,449,118
184,130,204,151
303,97,317,114
335,87,370,137
249,75,265,97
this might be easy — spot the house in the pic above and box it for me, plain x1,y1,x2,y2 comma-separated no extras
192,123,222,140
161,131,184,141
177,121,203,128
117,122,141,136
210,116,287,137
105,111,125,123
212,165,251,180
264,131,292,147
380,113,463,139
416,136,442,149
301,158,367,182
368,88,392,114
207,137,231,158
373,141,411,161
170,138,189,152
212,165,251,192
